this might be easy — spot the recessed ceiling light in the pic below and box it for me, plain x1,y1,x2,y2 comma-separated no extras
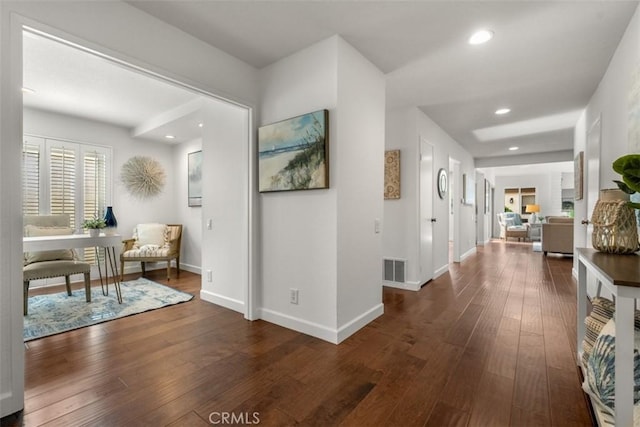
198,123,204,128
495,108,511,115
165,135,176,139
509,146,519,151
469,29,494,45
21,87,35,94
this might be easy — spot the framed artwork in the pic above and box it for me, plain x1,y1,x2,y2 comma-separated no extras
384,150,401,199
437,168,447,199
258,110,329,192
574,151,584,201
188,150,202,207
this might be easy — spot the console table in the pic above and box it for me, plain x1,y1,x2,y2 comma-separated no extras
577,248,640,426
23,233,123,303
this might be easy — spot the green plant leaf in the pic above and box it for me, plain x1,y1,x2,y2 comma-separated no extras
628,202,640,210
613,154,640,193
614,180,635,194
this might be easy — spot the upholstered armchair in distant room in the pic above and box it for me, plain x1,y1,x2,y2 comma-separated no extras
23,214,91,315
497,212,528,241
120,223,182,280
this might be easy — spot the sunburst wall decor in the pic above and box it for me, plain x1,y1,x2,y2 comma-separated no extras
120,156,166,199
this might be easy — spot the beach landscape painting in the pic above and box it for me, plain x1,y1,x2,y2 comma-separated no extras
258,110,329,192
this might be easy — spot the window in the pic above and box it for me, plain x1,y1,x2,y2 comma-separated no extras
22,135,112,263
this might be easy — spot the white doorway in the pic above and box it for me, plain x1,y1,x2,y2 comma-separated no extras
585,115,601,248
4,24,254,418
419,138,434,284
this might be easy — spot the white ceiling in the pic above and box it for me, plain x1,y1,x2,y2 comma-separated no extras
23,31,205,144
23,1,639,163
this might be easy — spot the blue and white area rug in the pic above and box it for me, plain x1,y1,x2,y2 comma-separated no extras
24,277,193,341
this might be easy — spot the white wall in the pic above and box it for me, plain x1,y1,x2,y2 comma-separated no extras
259,37,339,339
335,38,385,334
0,1,258,417
199,99,249,314
384,107,476,287
574,4,640,276
172,138,203,273
383,108,419,284
258,36,384,343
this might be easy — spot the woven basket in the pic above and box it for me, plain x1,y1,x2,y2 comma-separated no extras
591,198,639,254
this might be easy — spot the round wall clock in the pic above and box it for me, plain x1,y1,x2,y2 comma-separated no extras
437,168,448,199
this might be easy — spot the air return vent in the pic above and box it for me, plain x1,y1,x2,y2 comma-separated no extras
383,258,406,283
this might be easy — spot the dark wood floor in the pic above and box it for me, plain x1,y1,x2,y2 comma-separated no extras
2,241,592,426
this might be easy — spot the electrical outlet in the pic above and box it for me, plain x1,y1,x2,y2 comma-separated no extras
207,270,213,282
207,219,213,230
290,288,299,305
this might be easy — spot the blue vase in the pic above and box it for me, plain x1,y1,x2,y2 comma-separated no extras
104,206,117,235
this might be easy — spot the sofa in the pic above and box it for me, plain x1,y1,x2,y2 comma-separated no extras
541,216,574,255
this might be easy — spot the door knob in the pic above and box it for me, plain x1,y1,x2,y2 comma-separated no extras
581,219,590,225
431,218,437,222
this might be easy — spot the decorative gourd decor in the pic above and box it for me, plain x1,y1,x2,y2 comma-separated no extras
120,156,166,199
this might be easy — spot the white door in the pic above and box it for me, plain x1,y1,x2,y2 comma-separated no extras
419,138,434,284
585,116,601,248
450,159,461,263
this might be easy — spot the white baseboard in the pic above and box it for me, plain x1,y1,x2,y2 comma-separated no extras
383,280,421,291
200,289,244,314
258,303,384,344
337,303,384,343
178,263,200,275
460,247,477,262
258,308,339,343
122,262,200,276
434,264,449,279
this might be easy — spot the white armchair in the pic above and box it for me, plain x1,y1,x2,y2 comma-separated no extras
497,212,528,241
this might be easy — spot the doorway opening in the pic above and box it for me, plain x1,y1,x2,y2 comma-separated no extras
20,27,253,322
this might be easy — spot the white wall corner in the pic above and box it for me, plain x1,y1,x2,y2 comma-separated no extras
336,303,384,344
383,280,421,291
200,289,245,314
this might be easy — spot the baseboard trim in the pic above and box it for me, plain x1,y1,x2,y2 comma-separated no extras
258,308,338,343
258,303,384,344
434,264,449,279
200,289,244,314
460,247,477,262
383,280,421,291
337,303,384,344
